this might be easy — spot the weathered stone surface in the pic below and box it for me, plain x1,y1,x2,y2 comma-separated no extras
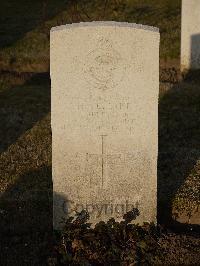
181,0,200,72
50,21,159,229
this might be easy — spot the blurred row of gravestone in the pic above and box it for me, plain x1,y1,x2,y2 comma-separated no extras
50,0,200,229
181,0,200,72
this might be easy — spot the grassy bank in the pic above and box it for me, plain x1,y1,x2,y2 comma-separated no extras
0,0,181,73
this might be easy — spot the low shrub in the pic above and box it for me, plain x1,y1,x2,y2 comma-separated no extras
50,210,164,265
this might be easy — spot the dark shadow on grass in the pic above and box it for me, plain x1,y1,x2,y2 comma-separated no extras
0,165,53,264
0,165,52,233
183,69,200,85
158,79,200,231
0,0,69,48
0,72,50,154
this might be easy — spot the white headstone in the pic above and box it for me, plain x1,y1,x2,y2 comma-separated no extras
50,21,160,229
181,0,200,72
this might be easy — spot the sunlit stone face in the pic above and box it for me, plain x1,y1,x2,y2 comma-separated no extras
51,22,159,229
83,39,124,90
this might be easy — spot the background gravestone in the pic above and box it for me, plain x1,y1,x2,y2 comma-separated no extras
181,0,200,72
50,21,160,229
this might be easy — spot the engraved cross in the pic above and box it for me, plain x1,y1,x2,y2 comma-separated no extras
100,134,107,187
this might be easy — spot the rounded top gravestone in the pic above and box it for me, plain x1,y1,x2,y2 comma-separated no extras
50,21,160,229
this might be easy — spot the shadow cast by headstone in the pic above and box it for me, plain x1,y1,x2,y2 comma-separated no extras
53,193,141,231
0,165,52,233
183,69,200,85
0,1,69,48
0,165,53,264
0,72,50,154
158,79,200,232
